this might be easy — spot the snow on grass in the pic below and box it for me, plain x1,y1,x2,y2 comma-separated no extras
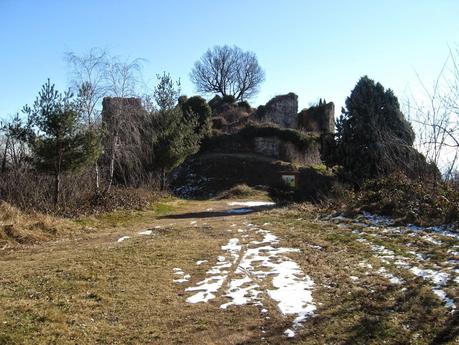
185,238,241,303
284,328,295,338
227,201,275,207
117,236,130,242
409,267,450,286
433,289,456,310
348,222,457,310
377,267,404,285
422,235,443,246
173,268,191,284
138,230,153,235
179,223,316,338
196,260,208,266
220,275,261,309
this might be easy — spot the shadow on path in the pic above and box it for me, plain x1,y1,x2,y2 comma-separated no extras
158,205,277,220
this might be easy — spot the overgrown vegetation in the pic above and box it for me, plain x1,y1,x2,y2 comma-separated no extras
335,173,459,226
203,122,319,151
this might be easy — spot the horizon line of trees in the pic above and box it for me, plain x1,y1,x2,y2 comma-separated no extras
0,45,458,212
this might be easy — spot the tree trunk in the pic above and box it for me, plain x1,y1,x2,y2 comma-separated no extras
105,138,116,195
54,172,61,207
160,168,167,191
1,135,10,173
94,161,100,194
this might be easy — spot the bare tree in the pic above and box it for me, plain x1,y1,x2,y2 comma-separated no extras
105,57,143,98
190,45,265,101
65,48,108,193
65,49,145,194
0,113,34,173
103,57,144,193
406,46,459,180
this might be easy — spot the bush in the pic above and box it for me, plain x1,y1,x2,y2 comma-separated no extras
343,173,459,226
237,100,251,112
208,95,222,112
222,95,236,104
215,184,267,200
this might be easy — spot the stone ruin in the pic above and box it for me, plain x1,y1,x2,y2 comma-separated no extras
256,93,299,128
101,97,146,128
255,92,335,133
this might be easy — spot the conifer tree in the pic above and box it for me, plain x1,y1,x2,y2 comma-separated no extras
336,76,417,180
25,79,102,206
151,73,201,189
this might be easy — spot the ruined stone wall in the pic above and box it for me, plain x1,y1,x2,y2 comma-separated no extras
255,93,298,129
203,134,321,165
297,102,335,134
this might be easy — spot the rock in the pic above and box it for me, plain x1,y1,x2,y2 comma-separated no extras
298,102,335,133
256,93,298,129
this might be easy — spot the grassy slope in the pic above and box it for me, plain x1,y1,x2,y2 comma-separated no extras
0,200,458,344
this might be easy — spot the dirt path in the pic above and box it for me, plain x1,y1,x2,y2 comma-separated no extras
1,199,459,345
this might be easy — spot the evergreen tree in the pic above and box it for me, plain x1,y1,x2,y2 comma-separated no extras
336,76,417,180
180,96,212,135
152,74,201,189
25,79,102,206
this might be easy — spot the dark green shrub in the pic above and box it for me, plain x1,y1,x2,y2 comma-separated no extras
237,101,251,112
208,95,222,112
222,95,235,104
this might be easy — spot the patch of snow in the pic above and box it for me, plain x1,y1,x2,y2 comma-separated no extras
308,244,323,250
377,267,404,285
196,260,208,266
227,201,275,207
409,267,449,286
284,329,295,338
422,235,443,246
173,268,191,283
350,276,359,282
185,238,242,303
138,230,153,235
220,276,261,309
117,236,130,242
433,289,456,309
267,261,315,317
407,251,428,261
359,262,373,269
180,222,316,336
371,244,395,256
361,212,395,226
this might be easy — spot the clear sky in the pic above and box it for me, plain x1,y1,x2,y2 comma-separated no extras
1,0,458,118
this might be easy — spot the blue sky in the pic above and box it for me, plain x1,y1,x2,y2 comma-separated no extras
1,0,458,117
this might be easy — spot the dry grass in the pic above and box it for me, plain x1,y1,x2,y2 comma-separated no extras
0,201,76,247
0,199,458,344
215,184,270,200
